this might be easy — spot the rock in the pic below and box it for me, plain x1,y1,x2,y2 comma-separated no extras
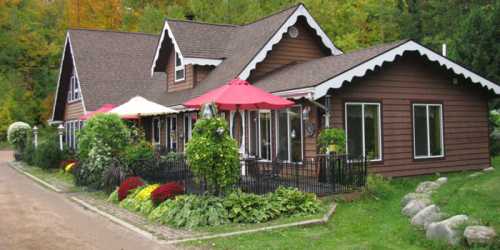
464,226,497,245
483,167,495,172
416,181,441,193
468,172,484,178
435,177,448,185
402,198,432,217
426,215,469,245
401,192,431,207
411,205,443,229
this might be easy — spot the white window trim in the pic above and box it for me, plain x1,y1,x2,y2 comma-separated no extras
253,110,272,161
174,52,185,82
152,118,161,145
67,69,81,103
229,110,246,155
183,113,196,149
412,103,445,159
275,106,303,163
168,116,177,151
65,120,81,149
344,102,383,162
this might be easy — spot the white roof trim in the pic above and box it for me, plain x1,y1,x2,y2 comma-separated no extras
151,20,183,76
313,40,500,100
51,33,88,122
238,4,342,80
184,57,222,66
67,34,88,115
272,87,314,100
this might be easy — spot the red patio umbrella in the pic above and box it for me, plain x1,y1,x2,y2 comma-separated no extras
183,78,294,110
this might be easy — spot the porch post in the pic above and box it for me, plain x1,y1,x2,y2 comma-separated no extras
33,126,38,149
57,124,64,151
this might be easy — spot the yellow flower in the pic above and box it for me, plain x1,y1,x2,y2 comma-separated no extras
65,163,75,172
135,184,160,201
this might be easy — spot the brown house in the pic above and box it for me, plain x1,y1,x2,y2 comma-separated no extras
51,4,499,176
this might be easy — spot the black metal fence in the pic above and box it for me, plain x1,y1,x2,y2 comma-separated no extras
144,154,367,196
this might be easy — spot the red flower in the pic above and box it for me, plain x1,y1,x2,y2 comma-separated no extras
118,177,144,201
151,182,184,205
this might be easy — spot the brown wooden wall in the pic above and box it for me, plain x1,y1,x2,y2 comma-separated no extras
64,100,85,120
166,48,195,92
249,17,330,81
329,52,491,177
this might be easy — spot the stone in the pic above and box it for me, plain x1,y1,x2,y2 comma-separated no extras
401,192,431,207
402,198,432,217
426,215,469,245
468,172,484,178
416,181,441,193
411,205,443,229
435,177,448,185
464,226,497,245
483,167,495,172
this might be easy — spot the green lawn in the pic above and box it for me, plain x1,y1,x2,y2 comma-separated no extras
190,161,500,250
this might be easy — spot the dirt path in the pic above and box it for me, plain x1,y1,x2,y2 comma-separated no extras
0,151,178,250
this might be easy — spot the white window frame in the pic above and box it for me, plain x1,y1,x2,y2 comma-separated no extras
152,118,161,145
67,69,81,102
174,51,185,82
412,103,444,159
183,113,196,149
344,102,382,162
258,111,272,161
65,120,81,149
275,105,303,163
168,116,177,151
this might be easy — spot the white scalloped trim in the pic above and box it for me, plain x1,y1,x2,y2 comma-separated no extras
313,40,500,99
151,20,183,76
184,58,222,66
238,5,342,80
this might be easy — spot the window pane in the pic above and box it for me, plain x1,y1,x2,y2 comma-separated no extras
277,110,289,161
260,112,271,160
414,105,428,157
429,106,443,156
346,104,363,158
153,119,160,143
289,107,302,162
184,115,189,143
232,112,243,148
364,104,380,160
175,69,185,80
249,111,258,156
176,53,182,66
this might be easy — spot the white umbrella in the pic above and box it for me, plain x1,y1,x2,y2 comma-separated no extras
108,96,178,117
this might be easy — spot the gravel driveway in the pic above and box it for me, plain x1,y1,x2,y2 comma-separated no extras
0,151,178,250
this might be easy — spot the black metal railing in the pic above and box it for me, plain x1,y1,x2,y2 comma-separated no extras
137,153,367,196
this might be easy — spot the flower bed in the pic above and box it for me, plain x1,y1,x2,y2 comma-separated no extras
108,177,322,229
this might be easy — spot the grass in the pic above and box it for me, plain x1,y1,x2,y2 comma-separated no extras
190,162,500,250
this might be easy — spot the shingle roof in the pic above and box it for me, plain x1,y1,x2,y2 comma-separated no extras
253,40,410,93
68,29,165,111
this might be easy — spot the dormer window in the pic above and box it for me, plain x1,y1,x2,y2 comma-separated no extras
67,69,81,102
175,52,185,82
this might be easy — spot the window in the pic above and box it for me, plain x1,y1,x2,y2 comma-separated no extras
67,69,81,102
168,117,177,151
345,102,382,161
249,111,272,160
413,104,444,159
183,113,196,148
64,120,82,149
152,118,160,144
175,52,185,82
276,106,302,162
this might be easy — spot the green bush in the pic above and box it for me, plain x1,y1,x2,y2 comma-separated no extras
107,188,119,204
76,114,130,188
120,186,145,212
318,128,346,154
122,140,156,178
33,137,68,169
269,186,321,216
365,174,394,200
186,116,240,195
22,143,36,165
7,121,31,154
224,190,275,223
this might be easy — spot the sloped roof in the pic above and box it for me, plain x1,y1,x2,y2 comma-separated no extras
68,29,165,111
253,40,409,93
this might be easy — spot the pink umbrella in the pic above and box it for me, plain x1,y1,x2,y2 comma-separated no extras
183,78,294,110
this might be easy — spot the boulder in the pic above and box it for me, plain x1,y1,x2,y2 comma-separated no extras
416,181,441,193
411,205,443,229
483,167,495,172
401,192,431,207
468,172,483,178
402,198,432,217
426,215,469,245
435,177,448,185
464,226,497,245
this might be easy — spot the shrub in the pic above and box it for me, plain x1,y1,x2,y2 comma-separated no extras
224,190,275,223
269,187,321,216
120,186,145,211
186,116,240,195
318,128,346,154
34,138,69,169
107,188,119,204
135,184,160,202
22,143,36,165
7,122,31,153
122,140,156,179
102,159,129,193
151,182,184,205
118,177,144,201
76,114,130,188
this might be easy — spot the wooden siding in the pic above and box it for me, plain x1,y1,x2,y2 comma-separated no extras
329,52,491,177
166,47,195,92
194,65,214,85
64,100,85,120
249,17,330,81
